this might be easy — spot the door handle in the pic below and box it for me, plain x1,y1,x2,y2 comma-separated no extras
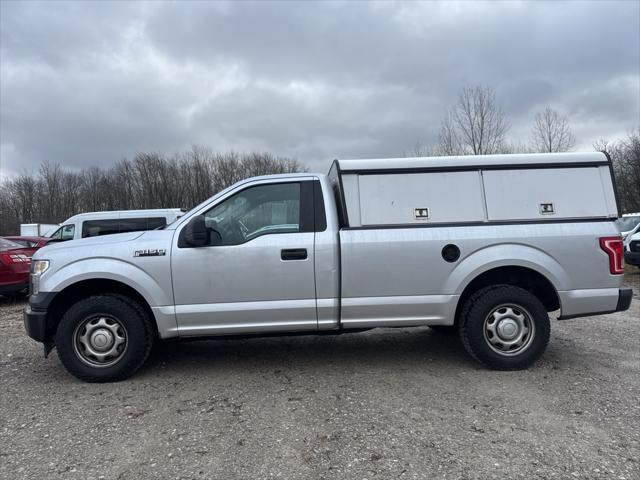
281,248,307,261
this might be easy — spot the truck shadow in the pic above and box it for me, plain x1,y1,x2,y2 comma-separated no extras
0,294,28,306
141,327,476,375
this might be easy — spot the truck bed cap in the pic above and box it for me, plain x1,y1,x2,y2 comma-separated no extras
334,152,608,174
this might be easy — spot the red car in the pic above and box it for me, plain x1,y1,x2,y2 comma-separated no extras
0,238,33,295
4,236,51,253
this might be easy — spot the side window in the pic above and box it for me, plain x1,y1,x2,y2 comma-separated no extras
52,224,75,241
203,182,302,246
118,218,148,233
119,217,167,233
82,219,119,238
146,217,167,230
82,217,169,237
313,180,327,232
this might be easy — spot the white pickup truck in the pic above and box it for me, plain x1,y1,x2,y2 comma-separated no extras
24,152,632,382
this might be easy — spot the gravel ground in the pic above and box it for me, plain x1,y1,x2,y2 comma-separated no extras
1,272,639,480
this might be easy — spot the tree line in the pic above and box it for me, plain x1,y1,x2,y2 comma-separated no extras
0,149,304,235
595,133,640,214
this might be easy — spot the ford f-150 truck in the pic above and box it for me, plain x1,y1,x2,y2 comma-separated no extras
24,152,632,382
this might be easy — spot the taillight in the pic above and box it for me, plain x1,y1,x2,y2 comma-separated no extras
0,253,31,265
599,236,624,275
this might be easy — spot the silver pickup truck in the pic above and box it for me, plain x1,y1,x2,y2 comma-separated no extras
24,152,632,382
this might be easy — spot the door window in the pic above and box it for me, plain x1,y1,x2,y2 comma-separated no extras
146,217,168,230
50,225,75,241
82,219,119,237
203,182,302,246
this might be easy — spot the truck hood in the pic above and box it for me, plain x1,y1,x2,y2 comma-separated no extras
32,229,176,307
34,231,148,259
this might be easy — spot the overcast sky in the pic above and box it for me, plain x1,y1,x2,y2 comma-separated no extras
1,0,639,177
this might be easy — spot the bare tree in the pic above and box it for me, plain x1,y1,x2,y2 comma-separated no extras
404,141,439,157
595,129,640,213
0,148,305,235
530,107,576,153
437,111,461,156
438,85,510,156
39,161,63,222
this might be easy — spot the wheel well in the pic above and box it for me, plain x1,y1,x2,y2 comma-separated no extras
454,266,560,324
46,279,156,339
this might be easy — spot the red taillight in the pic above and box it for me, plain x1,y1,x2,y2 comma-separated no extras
0,253,31,265
599,236,624,275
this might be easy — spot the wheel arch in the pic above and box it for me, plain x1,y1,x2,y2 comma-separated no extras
453,265,560,326
45,279,158,340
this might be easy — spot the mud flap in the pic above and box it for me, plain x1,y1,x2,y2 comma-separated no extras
44,342,54,358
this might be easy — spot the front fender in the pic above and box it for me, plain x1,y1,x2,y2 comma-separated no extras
41,257,173,307
445,243,568,295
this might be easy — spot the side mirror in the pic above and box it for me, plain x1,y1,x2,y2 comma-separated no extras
181,215,209,247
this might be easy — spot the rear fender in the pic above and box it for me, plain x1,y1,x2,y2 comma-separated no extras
445,243,567,295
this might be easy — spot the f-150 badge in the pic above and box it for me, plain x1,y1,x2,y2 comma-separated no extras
134,249,166,257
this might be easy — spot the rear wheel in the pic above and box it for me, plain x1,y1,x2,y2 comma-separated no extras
55,294,154,382
459,285,550,370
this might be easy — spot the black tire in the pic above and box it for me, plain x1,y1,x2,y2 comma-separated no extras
458,285,550,370
55,294,154,382
428,325,457,334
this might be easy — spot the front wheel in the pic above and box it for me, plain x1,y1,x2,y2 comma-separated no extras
459,285,550,370
55,294,154,382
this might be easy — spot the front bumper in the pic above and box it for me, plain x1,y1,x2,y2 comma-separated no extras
23,304,48,342
624,251,640,267
23,292,57,343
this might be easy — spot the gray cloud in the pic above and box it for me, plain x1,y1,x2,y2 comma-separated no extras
1,0,639,176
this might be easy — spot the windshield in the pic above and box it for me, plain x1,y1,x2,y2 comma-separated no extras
49,224,75,241
615,216,640,232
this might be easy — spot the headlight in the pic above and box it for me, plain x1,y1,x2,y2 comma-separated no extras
30,260,49,295
31,260,50,275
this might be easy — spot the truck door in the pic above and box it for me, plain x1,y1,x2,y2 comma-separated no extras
171,179,319,335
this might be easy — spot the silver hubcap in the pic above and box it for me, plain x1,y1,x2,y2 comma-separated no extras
483,304,535,356
73,316,127,367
